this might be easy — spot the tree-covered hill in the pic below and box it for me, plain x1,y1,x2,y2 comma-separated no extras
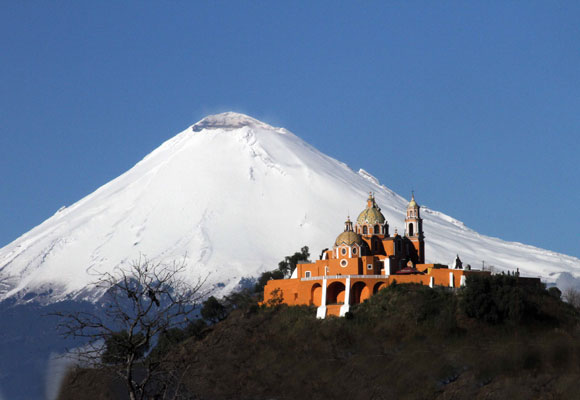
58,277,580,400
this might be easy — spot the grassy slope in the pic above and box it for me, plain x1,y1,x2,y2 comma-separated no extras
59,283,580,400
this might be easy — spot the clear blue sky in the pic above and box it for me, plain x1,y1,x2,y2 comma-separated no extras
1,2,579,258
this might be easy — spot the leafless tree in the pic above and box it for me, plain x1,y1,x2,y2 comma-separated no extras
563,287,580,308
53,257,208,400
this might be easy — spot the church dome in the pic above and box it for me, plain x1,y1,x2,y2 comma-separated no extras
335,217,364,246
357,207,386,225
335,230,364,247
356,194,386,225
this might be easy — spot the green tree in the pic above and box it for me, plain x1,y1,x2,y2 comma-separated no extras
548,286,562,300
102,331,148,365
201,296,228,323
254,269,285,294
278,246,310,278
461,274,542,325
222,288,258,313
254,246,311,299
149,319,207,360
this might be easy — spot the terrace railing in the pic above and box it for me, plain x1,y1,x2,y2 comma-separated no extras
301,274,385,281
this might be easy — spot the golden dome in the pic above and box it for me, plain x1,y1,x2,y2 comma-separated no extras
356,194,386,225
334,230,364,247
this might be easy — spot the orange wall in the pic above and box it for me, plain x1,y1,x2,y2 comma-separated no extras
297,255,386,279
383,239,395,256
263,268,489,311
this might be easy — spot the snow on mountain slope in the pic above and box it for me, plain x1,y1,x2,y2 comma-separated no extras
1,112,579,303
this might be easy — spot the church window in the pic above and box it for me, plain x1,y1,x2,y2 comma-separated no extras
367,264,373,270
374,225,380,234
409,224,414,236
340,259,348,267
341,247,347,256
363,226,368,235
352,247,357,255
305,271,311,278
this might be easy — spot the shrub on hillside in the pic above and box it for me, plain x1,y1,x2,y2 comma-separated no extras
201,296,228,323
102,331,148,365
351,283,459,337
460,274,568,325
222,288,258,313
149,319,207,360
547,286,562,299
254,269,284,296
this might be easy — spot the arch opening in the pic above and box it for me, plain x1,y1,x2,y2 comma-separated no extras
373,281,387,294
351,282,370,304
326,281,346,304
311,283,322,306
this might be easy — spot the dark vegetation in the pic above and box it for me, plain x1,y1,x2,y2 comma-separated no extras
58,264,580,400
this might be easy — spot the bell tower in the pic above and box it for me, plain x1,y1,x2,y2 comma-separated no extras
405,192,424,263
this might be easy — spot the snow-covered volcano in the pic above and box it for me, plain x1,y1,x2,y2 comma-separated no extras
1,112,579,303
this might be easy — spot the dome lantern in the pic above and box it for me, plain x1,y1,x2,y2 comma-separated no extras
334,216,364,247
356,193,388,236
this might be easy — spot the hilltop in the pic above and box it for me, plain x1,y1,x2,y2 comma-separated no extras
58,278,580,400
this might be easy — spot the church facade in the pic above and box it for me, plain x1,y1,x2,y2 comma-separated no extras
263,194,486,318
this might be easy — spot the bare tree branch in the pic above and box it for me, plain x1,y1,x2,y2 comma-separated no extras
51,256,208,400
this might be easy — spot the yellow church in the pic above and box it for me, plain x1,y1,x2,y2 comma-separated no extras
263,194,486,318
